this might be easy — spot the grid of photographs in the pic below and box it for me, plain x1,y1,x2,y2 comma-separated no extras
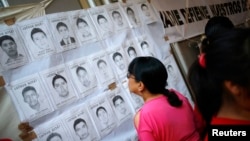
1,0,193,140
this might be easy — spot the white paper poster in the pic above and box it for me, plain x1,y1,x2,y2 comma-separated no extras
0,25,29,70
47,12,78,52
66,56,98,98
9,73,53,122
63,104,100,141
88,93,117,137
17,16,57,60
69,10,99,46
39,64,78,109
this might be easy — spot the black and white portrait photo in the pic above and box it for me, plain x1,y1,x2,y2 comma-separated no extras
35,118,72,141
162,55,193,106
69,10,98,45
106,3,129,32
107,87,132,124
122,39,142,62
40,65,77,108
136,35,157,57
89,7,114,39
63,104,100,141
137,1,157,24
122,2,141,28
0,26,28,70
56,22,76,46
17,16,56,60
66,57,98,98
10,74,53,122
108,46,129,78
88,94,117,137
48,13,77,52
90,51,115,86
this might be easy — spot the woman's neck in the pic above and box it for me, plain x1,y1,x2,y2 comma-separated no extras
142,90,163,103
217,97,250,120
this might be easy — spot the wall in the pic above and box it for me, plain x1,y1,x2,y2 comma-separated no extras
8,0,82,14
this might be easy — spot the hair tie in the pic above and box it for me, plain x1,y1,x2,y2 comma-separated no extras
198,53,206,68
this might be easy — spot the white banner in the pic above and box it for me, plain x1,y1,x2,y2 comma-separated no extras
152,0,250,42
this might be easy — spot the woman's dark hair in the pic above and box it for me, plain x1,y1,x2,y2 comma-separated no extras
201,16,234,53
128,56,182,107
205,16,234,41
188,28,250,138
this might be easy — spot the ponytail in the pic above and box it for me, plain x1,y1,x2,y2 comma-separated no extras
163,89,182,107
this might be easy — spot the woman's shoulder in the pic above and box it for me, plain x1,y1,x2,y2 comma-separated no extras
169,89,186,99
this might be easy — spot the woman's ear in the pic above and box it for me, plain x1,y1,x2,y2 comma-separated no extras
224,80,241,96
138,81,144,92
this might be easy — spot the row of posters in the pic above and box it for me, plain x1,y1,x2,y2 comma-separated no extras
0,0,158,71
7,36,155,122
33,87,138,141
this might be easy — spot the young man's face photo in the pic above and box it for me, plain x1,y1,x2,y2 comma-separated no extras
127,9,136,22
112,12,123,26
77,69,91,87
48,135,62,141
141,4,151,17
74,121,89,140
167,65,178,80
78,22,91,37
141,41,153,56
97,108,109,125
113,55,126,70
23,89,39,109
32,32,49,49
98,61,109,77
53,77,69,97
114,98,127,115
58,25,69,39
128,49,137,59
98,17,109,31
1,39,18,57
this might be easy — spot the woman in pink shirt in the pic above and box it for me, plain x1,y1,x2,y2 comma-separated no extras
127,56,201,141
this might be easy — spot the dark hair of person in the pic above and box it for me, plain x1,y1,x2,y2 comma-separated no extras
112,52,122,61
97,15,107,24
73,118,87,130
76,18,88,27
22,86,37,97
167,65,173,70
52,74,67,88
112,10,121,18
97,59,107,68
76,66,87,75
126,7,134,14
128,56,182,107
96,106,107,117
0,35,15,46
188,28,250,138
141,3,148,9
56,22,68,31
112,95,124,106
30,28,46,40
140,41,149,48
127,46,135,53
46,132,62,141
201,16,234,53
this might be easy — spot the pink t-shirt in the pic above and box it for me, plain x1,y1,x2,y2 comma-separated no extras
135,90,201,141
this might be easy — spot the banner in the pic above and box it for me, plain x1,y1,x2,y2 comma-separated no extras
152,0,250,42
